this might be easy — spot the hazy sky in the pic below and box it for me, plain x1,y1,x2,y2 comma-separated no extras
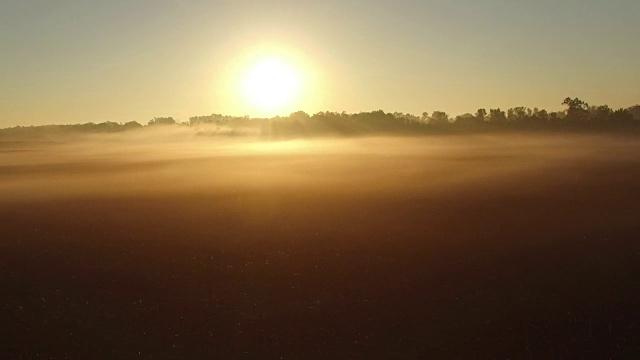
1,0,639,126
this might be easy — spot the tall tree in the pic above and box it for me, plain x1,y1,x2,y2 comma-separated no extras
562,97,589,122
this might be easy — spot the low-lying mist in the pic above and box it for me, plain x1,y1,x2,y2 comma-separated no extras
3,130,640,358
2,131,640,233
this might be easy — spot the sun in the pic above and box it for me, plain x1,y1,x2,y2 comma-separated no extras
241,57,302,115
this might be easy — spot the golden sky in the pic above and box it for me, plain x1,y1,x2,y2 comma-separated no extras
1,0,639,126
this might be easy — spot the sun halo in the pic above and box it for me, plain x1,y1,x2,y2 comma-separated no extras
241,57,302,116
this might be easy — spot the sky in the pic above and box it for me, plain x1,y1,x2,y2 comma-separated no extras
1,0,639,127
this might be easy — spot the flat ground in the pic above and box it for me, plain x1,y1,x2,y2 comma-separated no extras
1,134,638,358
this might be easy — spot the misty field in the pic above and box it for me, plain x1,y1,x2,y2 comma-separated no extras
1,133,639,358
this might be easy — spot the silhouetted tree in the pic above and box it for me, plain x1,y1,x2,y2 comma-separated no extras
429,111,450,126
589,105,612,124
627,105,640,121
562,97,589,123
393,112,421,125
507,107,528,124
611,108,634,125
532,108,549,123
475,109,487,124
122,121,143,130
487,108,507,125
454,113,475,127
289,111,310,121
548,112,563,123
148,117,176,126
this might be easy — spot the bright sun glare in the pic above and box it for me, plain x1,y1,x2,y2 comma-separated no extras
241,57,302,115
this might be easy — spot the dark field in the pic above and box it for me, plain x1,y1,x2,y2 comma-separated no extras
1,134,639,358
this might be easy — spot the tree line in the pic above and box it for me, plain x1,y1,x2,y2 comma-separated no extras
2,98,639,139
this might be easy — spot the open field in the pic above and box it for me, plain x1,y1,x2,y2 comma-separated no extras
1,133,639,358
